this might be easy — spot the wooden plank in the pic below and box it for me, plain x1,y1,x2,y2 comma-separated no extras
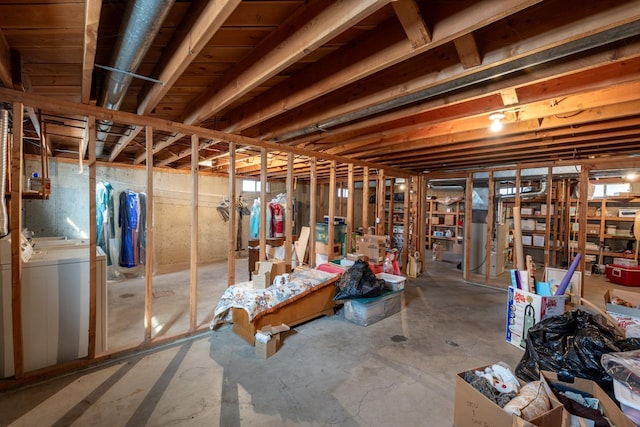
226,0,540,133
137,0,241,115
328,160,336,260
346,164,354,253
144,126,153,342
453,32,481,69
309,157,317,267
0,30,11,88
190,134,199,331
10,102,24,378
88,116,97,358
463,174,472,281
285,152,293,268
259,149,267,262
376,171,385,235
82,0,101,104
0,4,86,28
182,0,389,126
387,178,395,237
485,171,494,283
228,141,237,285
362,167,369,230
392,0,431,48
402,176,410,270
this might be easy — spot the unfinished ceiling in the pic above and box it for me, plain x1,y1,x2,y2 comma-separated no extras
1,0,639,179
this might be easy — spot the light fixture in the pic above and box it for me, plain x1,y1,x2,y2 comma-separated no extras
489,113,505,132
625,172,637,181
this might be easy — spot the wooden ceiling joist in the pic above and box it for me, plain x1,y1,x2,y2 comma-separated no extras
391,0,431,48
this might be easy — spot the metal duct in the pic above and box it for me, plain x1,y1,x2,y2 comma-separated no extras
96,0,175,157
0,109,8,236
497,180,547,199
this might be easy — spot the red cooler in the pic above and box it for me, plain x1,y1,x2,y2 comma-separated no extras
606,264,640,287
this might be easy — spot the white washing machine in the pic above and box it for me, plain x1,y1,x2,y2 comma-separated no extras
0,237,106,378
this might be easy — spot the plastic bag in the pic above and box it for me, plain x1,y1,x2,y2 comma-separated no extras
333,259,385,300
515,309,640,389
601,349,640,393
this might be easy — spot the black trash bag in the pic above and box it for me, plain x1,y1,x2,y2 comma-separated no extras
333,259,385,301
515,309,640,389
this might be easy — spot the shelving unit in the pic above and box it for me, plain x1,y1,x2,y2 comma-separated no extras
575,197,639,267
426,197,464,260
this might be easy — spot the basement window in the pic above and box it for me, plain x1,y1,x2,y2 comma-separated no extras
242,179,269,193
338,188,348,198
592,183,631,198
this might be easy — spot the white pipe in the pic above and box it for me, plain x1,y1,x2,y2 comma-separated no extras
0,109,8,236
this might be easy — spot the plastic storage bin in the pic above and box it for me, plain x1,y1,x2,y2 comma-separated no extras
376,272,406,291
342,290,404,326
613,379,640,425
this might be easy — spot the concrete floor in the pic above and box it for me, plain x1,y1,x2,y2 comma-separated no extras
0,258,635,426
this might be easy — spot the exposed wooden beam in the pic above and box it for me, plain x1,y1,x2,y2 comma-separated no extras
138,0,240,115
190,134,199,331
224,0,541,133
11,102,24,378
228,140,236,285
87,116,97,358
257,0,639,141
82,0,102,104
453,32,481,69
500,88,519,106
109,125,142,162
392,0,431,48
181,0,390,126
0,30,11,88
144,126,154,342
0,87,411,177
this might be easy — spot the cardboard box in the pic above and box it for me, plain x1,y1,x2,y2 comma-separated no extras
454,366,566,427
316,241,341,257
432,243,442,261
541,204,554,215
544,267,582,305
586,224,600,235
356,235,386,263
505,287,565,349
521,219,536,231
522,235,532,246
253,261,274,289
540,371,636,427
444,214,455,225
270,259,287,275
431,216,443,224
521,207,534,215
533,235,545,247
535,222,546,231
587,206,598,216
255,324,290,359
605,288,640,319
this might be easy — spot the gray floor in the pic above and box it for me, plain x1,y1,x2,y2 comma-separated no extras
0,260,531,426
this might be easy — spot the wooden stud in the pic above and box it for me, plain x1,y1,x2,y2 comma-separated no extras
82,0,102,104
392,0,431,48
88,116,97,358
10,102,24,378
346,164,354,253
144,126,154,342
463,174,473,281
0,30,11,88
485,171,494,283
310,157,317,267
328,160,336,260
388,178,395,237
228,141,237,285
402,177,410,270
259,148,267,262
362,167,369,230
285,152,293,269
190,134,199,331
376,170,385,235
453,32,481,69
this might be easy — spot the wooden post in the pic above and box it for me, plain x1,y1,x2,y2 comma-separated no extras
388,178,395,237
144,126,154,341
419,175,427,266
376,170,385,235
328,160,336,260
578,166,589,276
190,134,199,331
362,167,369,230
402,177,410,270
228,141,236,285
463,174,473,281
10,102,24,378
88,116,97,358
346,164,354,253
310,157,317,267
485,171,494,283
319,180,325,223
259,148,267,262
285,152,293,269
545,167,553,267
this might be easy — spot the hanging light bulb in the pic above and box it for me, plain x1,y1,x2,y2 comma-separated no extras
489,113,505,132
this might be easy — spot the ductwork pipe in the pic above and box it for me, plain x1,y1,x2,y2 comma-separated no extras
0,109,8,236
96,0,175,157
497,180,548,199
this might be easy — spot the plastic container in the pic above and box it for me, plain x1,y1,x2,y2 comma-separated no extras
613,379,640,426
342,290,404,326
376,272,406,291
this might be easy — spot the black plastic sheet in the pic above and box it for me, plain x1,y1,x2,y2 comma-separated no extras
515,309,640,390
333,259,385,300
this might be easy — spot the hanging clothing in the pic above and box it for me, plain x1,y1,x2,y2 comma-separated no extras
250,199,260,239
119,190,138,268
138,192,147,265
270,201,284,237
96,182,115,265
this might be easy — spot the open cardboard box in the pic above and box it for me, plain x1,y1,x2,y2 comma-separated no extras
540,371,636,427
254,324,290,359
454,365,565,427
253,261,274,289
